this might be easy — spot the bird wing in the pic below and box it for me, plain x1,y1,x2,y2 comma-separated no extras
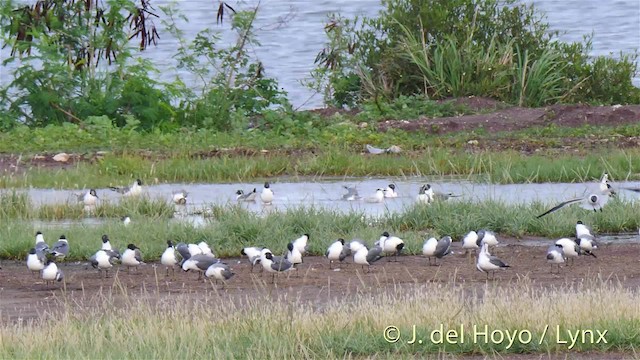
109,185,129,194
134,249,143,263
365,144,386,154
620,186,640,194
366,246,383,263
536,197,584,218
435,237,452,257
488,255,509,268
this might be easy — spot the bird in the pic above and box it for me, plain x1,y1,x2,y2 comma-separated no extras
121,244,144,272
90,249,120,278
325,238,345,269
161,240,179,276
205,263,235,287
285,242,303,267
575,221,598,258
241,246,264,272
26,248,46,276
353,244,383,272
416,184,431,204
76,189,99,206
182,254,220,280
536,184,615,218
197,241,214,257
261,182,274,205
555,238,581,265
383,184,398,198
236,188,258,201
376,231,404,261
364,189,385,203
121,215,131,226
172,190,188,205
260,252,293,283
100,234,120,257
49,235,69,261
476,242,510,280
422,236,452,266
292,234,309,254
477,230,499,247
341,186,360,201
365,144,388,154
41,259,64,285
546,244,565,274
461,231,480,255
109,179,143,197
34,231,49,253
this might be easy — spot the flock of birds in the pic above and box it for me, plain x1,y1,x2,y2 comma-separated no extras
22,172,640,286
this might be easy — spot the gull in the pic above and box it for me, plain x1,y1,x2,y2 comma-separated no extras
353,244,383,272
121,215,131,226
461,231,480,255
205,262,235,288
260,182,274,205
198,241,214,257
325,238,345,269
121,244,144,272
477,230,499,247
285,242,303,268
236,188,257,201
364,189,385,203
49,235,69,261
536,184,614,218
90,249,120,278
292,233,309,254
546,244,565,274
100,234,120,258
27,248,46,276
34,231,49,253
341,186,360,201
383,184,398,198
182,254,221,280
241,246,264,272
260,252,293,283
422,236,452,266
172,190,188,205
376,231,404,261
161,240,179,276
41,259,64,285
175,242,192,264
109,179,143,197
76,189,99,206
476,242,510,280
555,238,580,265
575,220,598,258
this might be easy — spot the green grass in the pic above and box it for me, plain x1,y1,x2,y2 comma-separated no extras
1,279,638,357
1,197,639,261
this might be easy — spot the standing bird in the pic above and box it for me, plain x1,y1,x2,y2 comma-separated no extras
90,249,120,278
546,244,565,274
384,184,398,198
109,179,143,197
49,235,69,261
292,233,309,255
341,186,360,201
260,252,293,283
575,221,598,258
172,190,188,205
461,231,480,256
260,182,274,205
377,232,404,261
26,248,46,276
182,254,220,280
34,231,49,253
77,189,99,206
236,188,258,201
422,236,452,266
121,244,144,272
41,259,64,285
416,184,432,204
555,238,581,265
205,263,235,288
365,189,385,203
476,242,510,280
285,242,303,268
161,240,179,276
353,244,383,272
325,238,345,269
100,234,120,258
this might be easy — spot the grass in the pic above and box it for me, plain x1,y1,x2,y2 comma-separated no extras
1,279,638,357
1,195,639,261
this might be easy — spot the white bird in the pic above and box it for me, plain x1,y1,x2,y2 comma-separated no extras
416,184,432,204
205,263,235,287
121,215,131,226
341,186,360,201
121,243,144,272
109,179,143,197
172,190,188,205
353,245,383,272
90,249,120,278
236,188,257,201
365,188,385,203
27,248,46,275
325,238,345,269
161,240,179,276
34,231,49,253
365,144,388,154
377,231,404,261
476,242,510,280
575,220,598,258
41,259,64,285
285,242,303,267
536,183,614,218
241,246,264,272
546,244,565,274
198,241,214,257
292,233,309,254
477,230,499,247
182,254,220,280
260,182,274,205
49,235,69,260
461,231,480,254
555,238,580,265
260,252,293,283
422,236,452,265
383,184,398,198
76,189,99,206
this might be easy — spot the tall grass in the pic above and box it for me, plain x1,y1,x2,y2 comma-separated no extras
1,280,639,357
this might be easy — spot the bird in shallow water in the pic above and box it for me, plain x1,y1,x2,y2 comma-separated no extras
109,179,143,197
260,182,274,205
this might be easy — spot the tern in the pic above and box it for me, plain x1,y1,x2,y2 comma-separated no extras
536,183,615,218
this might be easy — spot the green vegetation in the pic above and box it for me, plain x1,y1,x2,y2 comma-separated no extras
1,280,638,357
